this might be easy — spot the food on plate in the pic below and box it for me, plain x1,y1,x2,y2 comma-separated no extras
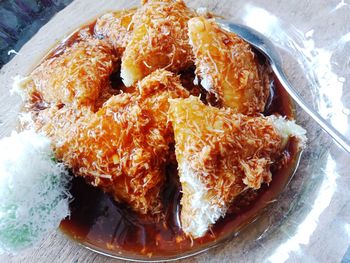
188,16,268,114
0,130,71,253
35,70,189,215
95,8,136,56
27,38,116,110
8,0,308,256
121,0,194,87
168,96,306,237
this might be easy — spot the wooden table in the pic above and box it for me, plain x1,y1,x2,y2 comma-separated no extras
1,0,350,262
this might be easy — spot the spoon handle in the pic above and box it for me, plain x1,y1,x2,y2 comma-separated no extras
272,65,350,153
215,20,349,153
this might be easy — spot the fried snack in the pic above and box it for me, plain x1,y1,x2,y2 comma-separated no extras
121,0,194,87
95,8,136,55
188,17,268,114
29,38,116,109
37,70,189,215
34,105,88,143
168,96,306,237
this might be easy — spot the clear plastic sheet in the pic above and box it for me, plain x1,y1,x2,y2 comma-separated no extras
0,0,349,262
214,1,350,262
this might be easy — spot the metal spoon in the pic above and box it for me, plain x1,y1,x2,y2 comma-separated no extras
216,19,350,154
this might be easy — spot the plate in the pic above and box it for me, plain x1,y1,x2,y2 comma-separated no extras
0,0,349,262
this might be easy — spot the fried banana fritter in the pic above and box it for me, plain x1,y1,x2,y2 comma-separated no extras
94,8,136,55
121,0,194,87
168,96,306,238
188,17,268,114
29,38,116,109
37,70,189,215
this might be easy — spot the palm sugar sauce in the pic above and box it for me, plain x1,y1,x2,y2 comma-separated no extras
41,17,302,258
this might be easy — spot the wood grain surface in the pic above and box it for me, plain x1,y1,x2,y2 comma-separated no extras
1,0,350,262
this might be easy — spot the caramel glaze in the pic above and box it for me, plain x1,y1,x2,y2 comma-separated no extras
34,17,299,259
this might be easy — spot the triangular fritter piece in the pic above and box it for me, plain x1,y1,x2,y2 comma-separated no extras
121,0,194,86
188,17,268,114
168,96,306,237
29,38,116,110
37,70,189,215
94,8,136,56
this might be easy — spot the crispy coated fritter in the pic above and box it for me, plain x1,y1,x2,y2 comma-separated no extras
37,70,189,215
188,17,268,114
94,8,136,55
29,38,116,109
121,0,194,87
168,96,304,238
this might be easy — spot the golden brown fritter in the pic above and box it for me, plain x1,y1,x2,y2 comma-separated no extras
29,38,117,110
188,17,268,114
94,8,136,56
168,96,289,238
33,104,88,149
37,70,189,215
121,0,194,87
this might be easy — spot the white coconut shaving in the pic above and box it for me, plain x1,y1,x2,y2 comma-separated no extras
180,163,224,238
18,112,34,129
0,130,71,254
10,75,32,99
193,75,199,86
199,74,214,92
268,115,307,149
197,62,215,94
11,76,35,129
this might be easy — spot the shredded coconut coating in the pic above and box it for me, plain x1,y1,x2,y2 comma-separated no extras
168,96,284,238
188,17,268,114
121,0,195,87
36,70,189,215
29,38,117,110
95,8,136,56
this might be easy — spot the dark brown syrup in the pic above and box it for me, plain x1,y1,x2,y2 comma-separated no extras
39,17,301,259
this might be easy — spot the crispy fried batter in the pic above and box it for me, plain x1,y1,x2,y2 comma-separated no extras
168,96,285,238
188,17,268,114
29,38,117,110
95,8,136,55
121,0,195,87
37,70,189,215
